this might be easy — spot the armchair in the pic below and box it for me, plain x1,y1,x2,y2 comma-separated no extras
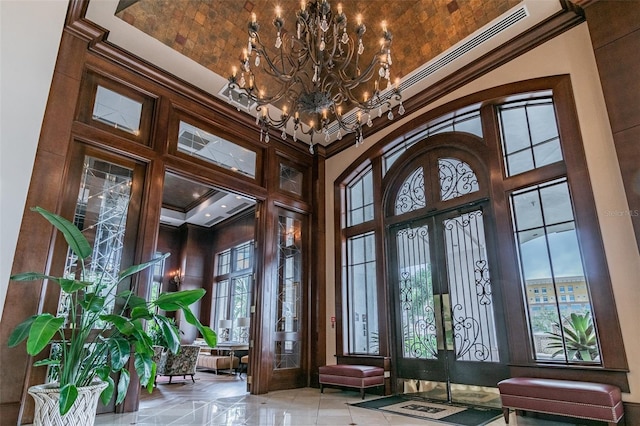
155,344,200,384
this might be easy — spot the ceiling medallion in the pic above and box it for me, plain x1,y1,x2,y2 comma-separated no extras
228,0,404,153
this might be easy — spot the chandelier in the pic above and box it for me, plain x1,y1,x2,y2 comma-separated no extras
228,0,404,153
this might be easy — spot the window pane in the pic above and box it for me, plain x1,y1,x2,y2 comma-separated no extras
213,241,253,343
235,242,252,271
58,157,133,326
540,180,574,225
217,250,230,275
518,229,553,280
92,86,142,135
444,210,500,362
346,168,374,227
512,190,543,230
346,233,379,355
395,167,426,214
511,179,599,363
499,96,563,177
382,105,481,175
178,121,256,178
275,215,303,368
507,150,535,176
438,158,479,201
533,140,563,168
528,103,559,145
500,107,530,154
279,163,303,195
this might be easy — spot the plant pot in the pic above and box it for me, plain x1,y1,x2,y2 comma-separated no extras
28,381,108,426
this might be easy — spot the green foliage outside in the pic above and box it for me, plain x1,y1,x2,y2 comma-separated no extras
546,312,599,361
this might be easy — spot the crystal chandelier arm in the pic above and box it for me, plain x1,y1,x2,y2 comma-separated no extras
228,2,403,148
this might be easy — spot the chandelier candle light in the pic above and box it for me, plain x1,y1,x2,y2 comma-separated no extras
228,0,404,153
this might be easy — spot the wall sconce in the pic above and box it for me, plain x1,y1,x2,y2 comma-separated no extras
170,268,183,289
236,317,250,343
218,319,232,342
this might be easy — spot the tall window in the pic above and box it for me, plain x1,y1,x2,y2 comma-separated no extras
212,241,254,342
345,232,379,354
343,166,379,355
498,94,600,364
510,179,599,363
337,78,626,382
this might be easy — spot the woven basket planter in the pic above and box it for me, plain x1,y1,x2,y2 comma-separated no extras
28,381,108,426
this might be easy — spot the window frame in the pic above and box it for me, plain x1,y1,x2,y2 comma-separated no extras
334,75,628,390
212,241,254,342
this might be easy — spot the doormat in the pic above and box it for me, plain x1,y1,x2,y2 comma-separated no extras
351,394,503,426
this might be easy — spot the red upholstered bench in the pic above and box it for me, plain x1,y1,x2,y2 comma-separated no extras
498,377,624,425
319,365,384,399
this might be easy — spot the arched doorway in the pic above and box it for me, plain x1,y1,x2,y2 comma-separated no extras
383,134,509,402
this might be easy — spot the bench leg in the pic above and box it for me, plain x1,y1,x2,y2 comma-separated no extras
502,407,510,424
320,384,324,393
360,388,365,399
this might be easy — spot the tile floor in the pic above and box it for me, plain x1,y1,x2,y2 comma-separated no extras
92,373,595,426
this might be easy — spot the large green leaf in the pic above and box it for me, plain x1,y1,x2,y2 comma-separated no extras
100,314,135,336
99,375,115,406
33,358,60,367
130,306,153,320
118,253,170,283
155,316,180,353
131,327,153,356
7,315,37,347
10,272,58,282
59,278,91,294
80,293,106,313
33,206,92,260
154,289,205,311
26,314,65,355
116,291,148,310
134,352,153,386
107,337,131,371
180,305,217,348
146,362,157,394
116,369,130,405
59,383,78,415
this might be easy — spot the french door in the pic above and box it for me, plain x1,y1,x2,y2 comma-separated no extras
389,205,509,398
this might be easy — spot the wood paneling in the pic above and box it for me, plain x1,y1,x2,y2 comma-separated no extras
584,0,640,252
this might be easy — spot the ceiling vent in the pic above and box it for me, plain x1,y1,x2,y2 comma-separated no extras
205,216,226,227
327,6,529,135
226,202,251,216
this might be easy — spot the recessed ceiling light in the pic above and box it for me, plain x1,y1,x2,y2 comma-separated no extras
221,205,227,208
236,196,242,199
192,192,199,198
205,213,211,217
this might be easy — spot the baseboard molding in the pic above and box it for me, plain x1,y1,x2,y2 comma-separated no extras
0,401,20,425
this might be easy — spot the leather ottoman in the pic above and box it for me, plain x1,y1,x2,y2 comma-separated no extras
319,364,384,399
498,377,623,425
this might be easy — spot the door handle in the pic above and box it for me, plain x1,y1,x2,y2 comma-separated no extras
434,295,445,351
442,293,453,351
434,294,453,351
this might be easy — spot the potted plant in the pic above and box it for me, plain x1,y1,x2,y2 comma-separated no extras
8,207,217,425
546,312,599,361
